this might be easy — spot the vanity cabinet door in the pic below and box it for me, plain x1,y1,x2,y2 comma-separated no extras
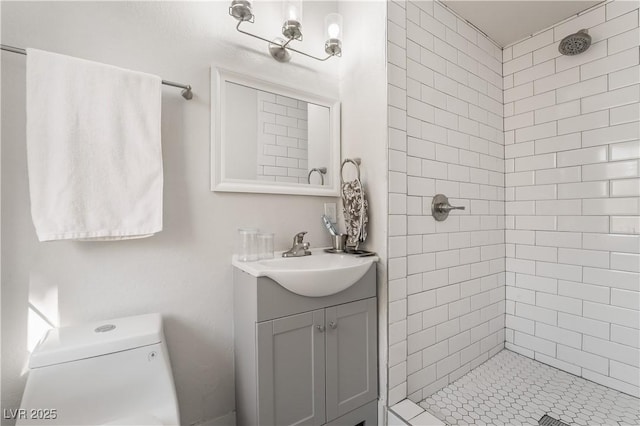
257,310,326,426
325,298,378,422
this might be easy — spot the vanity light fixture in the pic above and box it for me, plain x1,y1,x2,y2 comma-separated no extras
324,13,343,57
228,0,343,63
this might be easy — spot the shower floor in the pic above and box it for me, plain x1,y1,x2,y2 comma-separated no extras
420,350,640,426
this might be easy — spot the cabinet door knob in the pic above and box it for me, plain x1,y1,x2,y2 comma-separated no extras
328,321,337,329
315,325,325,332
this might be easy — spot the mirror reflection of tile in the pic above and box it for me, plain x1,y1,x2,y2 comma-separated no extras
225,81,331,186
256,90,310,184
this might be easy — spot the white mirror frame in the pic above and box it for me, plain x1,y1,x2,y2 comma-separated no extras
211,67,341,196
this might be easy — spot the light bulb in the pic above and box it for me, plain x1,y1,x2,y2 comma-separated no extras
328,23,340,39
283,0,303,22
324,13,343,41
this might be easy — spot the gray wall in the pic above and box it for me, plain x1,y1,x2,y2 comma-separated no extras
1,2,342,425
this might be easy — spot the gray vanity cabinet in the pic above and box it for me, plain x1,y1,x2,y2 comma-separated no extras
325,299,377,421
234,265,378,426
256,310,326,426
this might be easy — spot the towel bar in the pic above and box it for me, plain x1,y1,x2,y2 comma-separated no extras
1,44,193,100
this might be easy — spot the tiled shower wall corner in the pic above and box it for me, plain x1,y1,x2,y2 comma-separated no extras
504,0,640,398
386,0,506,405
257,91,309,183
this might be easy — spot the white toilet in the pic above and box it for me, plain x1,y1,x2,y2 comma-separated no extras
18,313,180,426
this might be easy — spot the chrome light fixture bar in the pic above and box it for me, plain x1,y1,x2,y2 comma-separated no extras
228,0,342,63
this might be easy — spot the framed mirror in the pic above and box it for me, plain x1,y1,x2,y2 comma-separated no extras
211,67,341,196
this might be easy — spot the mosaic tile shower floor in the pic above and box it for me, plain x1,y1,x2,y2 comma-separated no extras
420,350,640,425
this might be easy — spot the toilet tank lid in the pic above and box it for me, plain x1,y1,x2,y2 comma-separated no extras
30,313,164,369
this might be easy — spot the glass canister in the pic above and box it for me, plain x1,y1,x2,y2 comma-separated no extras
237,228,259,262
258,233,275,259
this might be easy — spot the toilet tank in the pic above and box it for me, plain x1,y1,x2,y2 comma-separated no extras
18,313,180,426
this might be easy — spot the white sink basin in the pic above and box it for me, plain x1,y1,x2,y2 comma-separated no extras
232,249,378,297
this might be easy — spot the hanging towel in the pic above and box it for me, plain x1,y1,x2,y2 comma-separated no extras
342,178,369,249
26,48,163,241
340,159,368,250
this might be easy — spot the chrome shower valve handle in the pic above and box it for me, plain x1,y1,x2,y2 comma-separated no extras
437,204,465,213
431,194,465,221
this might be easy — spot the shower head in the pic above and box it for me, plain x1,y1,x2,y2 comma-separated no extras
558,29,592,55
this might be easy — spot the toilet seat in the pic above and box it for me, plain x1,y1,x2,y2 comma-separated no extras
102,413,165,425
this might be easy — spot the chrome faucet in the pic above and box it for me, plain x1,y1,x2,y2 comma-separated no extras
282,231,311,257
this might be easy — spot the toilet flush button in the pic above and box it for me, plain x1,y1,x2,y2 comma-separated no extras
94,324,116,333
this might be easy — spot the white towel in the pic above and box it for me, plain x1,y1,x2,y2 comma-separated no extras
26,49,163,241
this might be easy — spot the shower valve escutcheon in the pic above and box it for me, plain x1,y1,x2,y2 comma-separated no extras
432,194,465,221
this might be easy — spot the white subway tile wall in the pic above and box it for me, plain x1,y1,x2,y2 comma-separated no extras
256,91,309,183
504,1,640,397
387,0,505,406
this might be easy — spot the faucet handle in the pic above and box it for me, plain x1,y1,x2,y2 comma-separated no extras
294,231,307,243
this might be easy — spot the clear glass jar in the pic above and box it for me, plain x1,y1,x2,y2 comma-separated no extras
237,228,259,262
257,233,275,259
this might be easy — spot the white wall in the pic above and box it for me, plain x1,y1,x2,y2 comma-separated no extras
0,2,343,425
307,104,331,186
337,0,389,411
503,0,640,398
386,0,505,406
226,83,258,180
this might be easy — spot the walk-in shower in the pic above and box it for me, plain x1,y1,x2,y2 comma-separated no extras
385,0,640,424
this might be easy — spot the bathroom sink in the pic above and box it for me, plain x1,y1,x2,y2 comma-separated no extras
232,249,378,297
